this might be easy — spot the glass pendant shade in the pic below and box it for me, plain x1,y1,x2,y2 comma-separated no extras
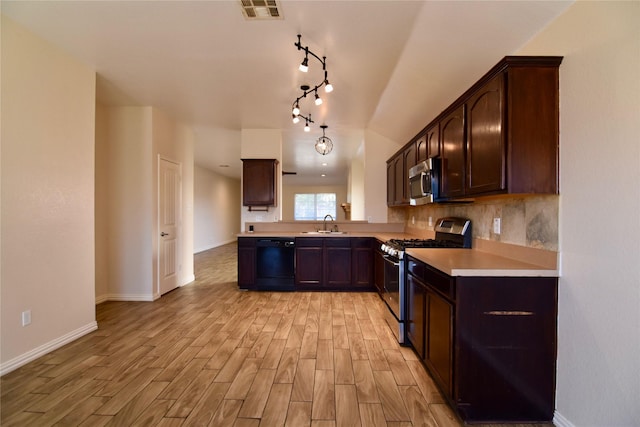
315,136,333,155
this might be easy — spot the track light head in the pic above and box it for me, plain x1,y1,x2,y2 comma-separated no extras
314,91,322,106
299,55,309,73
292,103,300,116
324,80,333,93
292,115,300,124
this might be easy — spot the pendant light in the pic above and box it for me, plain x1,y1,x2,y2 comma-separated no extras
315,125,333,155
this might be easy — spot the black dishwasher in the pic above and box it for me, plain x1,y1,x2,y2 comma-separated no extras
255,238,295,290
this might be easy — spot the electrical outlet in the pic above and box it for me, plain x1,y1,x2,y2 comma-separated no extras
22,310,31,326
493,218,501,235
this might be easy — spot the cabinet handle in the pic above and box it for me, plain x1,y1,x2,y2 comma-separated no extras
484,311,534,316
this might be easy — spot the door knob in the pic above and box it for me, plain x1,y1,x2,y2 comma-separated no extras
161,232,169,237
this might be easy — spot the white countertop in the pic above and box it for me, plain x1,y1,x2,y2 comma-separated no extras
406,248,558,277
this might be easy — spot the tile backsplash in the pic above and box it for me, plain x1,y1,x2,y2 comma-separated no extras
395,195,559,251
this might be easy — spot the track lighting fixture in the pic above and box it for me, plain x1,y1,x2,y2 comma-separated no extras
315,125,333,155
304,121,311,132
299,51,309,72
291,34,334,132
292,115,300,124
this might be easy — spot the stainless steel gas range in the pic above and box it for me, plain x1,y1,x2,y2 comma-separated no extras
379,217,472,344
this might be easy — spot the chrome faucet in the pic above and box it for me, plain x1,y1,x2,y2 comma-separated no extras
323,214,335,231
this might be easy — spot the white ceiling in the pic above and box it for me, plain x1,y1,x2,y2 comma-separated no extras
2,0,572,185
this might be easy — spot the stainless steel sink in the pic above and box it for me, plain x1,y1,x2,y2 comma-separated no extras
301,230,347,235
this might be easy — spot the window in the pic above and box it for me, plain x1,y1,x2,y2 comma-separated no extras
294,193,337,221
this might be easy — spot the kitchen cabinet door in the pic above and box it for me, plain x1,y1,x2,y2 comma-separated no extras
440,106,466,199
427,123,440,158
386,161,395,206
393,154,404,206
466,73,505,195
242,159,278,207
407,273,427,359
417,124,440,162
351,238,373,289
416,133,428,163
237,237,256,289
402,142,417,204
426,290,453,397
295,238,323,287
373,243,385,295
324,238,352,288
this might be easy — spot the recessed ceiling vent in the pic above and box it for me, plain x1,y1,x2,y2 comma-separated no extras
239,0,282,20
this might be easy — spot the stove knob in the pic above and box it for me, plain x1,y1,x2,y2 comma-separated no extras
390,248,397,257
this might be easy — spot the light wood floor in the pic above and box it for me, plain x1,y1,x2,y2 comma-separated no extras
1,243,551,426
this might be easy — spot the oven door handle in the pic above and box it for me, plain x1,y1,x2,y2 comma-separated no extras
382,254,400,267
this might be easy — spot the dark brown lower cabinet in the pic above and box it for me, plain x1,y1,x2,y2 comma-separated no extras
352,238,373,289
294,238,323,288
426,289,453,397
405,255,558,423
294,237,375,291
407,273,426,359
373,240,385,295
324,238,352,288
237,237,256,290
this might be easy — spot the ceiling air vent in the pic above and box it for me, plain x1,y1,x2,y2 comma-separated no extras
239,0,282,20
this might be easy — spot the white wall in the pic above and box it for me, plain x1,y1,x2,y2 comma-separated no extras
518,2,640,426
95,103,109,301
349,146,366,221
194,165,241,252
1,16,97,373
363,129,403,223
102,106,154,301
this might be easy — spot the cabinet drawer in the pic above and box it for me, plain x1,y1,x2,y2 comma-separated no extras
295,238,323,247
238,237,256,247
407,257,425,279
424,264,455,301
324,238,351,247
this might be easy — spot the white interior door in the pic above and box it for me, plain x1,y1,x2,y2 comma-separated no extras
159,158,181,296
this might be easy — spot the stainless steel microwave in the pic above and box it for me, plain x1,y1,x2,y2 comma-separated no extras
409,159,438,205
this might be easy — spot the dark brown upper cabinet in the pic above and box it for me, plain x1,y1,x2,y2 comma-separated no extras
416,123,440,163
387,56,562,203
402,142,417,204
241,159,278,207
387,142,417,207
440,105,466,199
461,57,561,198
466,74,505,195
464,58,561,197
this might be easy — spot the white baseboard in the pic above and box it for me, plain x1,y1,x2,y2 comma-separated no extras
0,321,98,376
97,293,155,303
554,410,575,427
181,274,196,287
